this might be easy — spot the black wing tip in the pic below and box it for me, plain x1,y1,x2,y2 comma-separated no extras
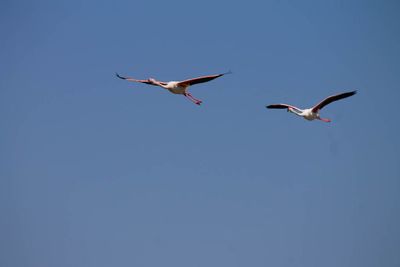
347,90,357,95
266,104,286,109
342,90,357,98
115,73,126,80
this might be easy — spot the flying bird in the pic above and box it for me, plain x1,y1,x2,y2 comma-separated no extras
266,91,357,122
116,71,231,105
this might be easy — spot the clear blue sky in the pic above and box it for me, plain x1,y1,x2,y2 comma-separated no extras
1,0,399,266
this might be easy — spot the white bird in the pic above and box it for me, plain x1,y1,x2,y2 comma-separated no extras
116,71,231,105
266,91,357,122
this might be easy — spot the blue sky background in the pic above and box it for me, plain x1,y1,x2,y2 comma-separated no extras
1,0,400,266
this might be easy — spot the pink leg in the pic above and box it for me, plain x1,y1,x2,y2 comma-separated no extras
319,118,331,123
185,93,202,105
186,93,201,102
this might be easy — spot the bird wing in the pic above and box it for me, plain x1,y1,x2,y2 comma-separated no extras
266,104,296,109
177,71,231,87
115,73,166,86
312,90,357,112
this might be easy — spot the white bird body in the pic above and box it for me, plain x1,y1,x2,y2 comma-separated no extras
267,91,357,122
289,108,318,121
161,81,188,94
